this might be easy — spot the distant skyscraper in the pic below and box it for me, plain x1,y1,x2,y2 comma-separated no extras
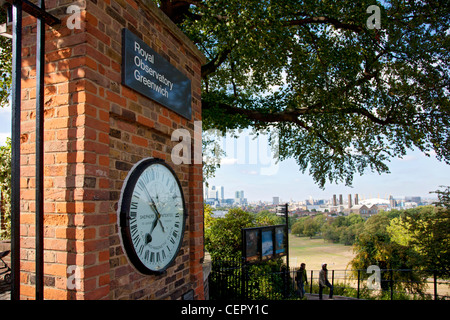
220,186,224,200
204,185,208,200
235,190,241,200
348,194,352,209
273,197,280,205
389,195,395,208
354,194,359,205
332,194,337,206
234,190,245,205
208,186,218,199
339,194,343,205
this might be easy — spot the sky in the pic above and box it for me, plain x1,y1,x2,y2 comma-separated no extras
204,130,450,203
1,102,449,203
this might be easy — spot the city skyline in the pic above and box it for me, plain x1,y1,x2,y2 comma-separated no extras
1,103,449,202
205,180,438,205
205,145,450,203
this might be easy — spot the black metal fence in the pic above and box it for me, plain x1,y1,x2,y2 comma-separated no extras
209,259,449,300
209,258,293,300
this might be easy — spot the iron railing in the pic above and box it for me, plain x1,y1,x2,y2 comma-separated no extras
209,259,449,300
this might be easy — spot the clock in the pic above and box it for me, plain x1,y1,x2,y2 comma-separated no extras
117,157,187,274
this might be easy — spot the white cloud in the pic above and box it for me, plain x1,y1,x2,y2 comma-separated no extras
241,170,259,175
397,154,416,162
0,132,10,146
220,157,238,165
0,102,11,114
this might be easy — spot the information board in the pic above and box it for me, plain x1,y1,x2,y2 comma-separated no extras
242,224,287,263
122,28,192,119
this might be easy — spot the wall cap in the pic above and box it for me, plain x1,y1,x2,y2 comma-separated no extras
137,0,207,64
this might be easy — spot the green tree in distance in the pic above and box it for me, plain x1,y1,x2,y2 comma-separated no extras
204,206,255,259
0,6,11,108
387,187,450,278
155,0,450,187
205,205,284,259
0,138,11,239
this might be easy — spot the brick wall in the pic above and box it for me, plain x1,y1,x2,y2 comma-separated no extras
18,0,204,300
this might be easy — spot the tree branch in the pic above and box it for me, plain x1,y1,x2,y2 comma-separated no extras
284,16,364,33
202,99,341,152
201,47,233,78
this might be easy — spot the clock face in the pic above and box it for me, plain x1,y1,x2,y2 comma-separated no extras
118,158,187,274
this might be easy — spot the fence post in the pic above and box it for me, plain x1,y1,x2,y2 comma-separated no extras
357,270,360,299
390,269,394,300
310,270,313,294
434,271,437,301
332,270,334,287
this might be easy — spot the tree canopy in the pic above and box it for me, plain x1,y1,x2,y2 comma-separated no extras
157,0,450,187
0,138,11,239
0,8,11,108
350,188,450,280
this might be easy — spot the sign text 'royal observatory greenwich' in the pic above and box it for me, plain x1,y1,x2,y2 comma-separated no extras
122,28,192,119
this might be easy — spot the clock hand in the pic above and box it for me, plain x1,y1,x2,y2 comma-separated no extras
145,216,159,244
144,196,166,244
149,196,165,232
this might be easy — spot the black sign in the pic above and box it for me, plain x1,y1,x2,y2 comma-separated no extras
122,28,192,119
276,204,288,216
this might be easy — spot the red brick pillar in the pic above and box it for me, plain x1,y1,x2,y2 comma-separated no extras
18,0,205,300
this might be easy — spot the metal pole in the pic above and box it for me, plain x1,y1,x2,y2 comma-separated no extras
285,203,289,272
10,0,22,301
332,269,334,287
284,203,289,297
433,271,437,301
35,0,45,301
390,269,393,300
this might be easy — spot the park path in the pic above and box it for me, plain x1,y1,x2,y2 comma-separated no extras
305,293,359,300
0,281,359,301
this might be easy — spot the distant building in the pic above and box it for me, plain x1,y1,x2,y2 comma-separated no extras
346,204,379,218
234,190,247,205
389,195,396,208
273,197,280,205
405,196,421,205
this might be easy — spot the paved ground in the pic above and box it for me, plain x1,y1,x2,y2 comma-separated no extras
0,279,357,301
305,293,359,300
0,279,11,300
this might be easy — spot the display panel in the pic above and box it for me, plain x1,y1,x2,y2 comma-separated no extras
242,225,286,263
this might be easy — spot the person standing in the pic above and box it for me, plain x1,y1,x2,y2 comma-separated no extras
296,263,308,298
318,263,333,300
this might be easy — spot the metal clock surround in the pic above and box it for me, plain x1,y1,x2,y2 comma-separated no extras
117,157,187,275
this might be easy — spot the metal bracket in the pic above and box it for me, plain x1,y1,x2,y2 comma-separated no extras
4,0,60,25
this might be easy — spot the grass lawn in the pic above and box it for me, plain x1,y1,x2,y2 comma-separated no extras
287,234,355,272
